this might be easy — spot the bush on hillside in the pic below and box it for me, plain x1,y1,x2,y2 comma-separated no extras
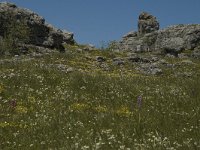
0,14,30,55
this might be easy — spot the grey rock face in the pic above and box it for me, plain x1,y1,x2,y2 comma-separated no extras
192,49,200,59
128,56,151,63
123,31,138,39
137,63,162,75
138,12,159,35
0,2,75,50
113,57,125,66
155,25,200,55
96,56,106,62
116,12,200,56
79,44,96,52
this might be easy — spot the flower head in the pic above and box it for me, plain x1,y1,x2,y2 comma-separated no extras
10,99,17,108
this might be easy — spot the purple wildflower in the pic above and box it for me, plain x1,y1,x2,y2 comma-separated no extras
137,95,142,108
10,99,17,108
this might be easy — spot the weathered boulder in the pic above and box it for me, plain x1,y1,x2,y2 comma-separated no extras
123,31,138,39
155,25,200,55
117,32,157,52
82,44,95,51
138,12,159,35
137,63,162,75
113,57,125,66
192,48,200,59
96,56,106,63
128,56,152,63
0,2,75,50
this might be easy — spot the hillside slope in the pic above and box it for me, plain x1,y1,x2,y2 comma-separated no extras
0,45,200,149
0,2,200,150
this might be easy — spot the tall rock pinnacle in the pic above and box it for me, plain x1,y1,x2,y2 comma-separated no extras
138,12,159,35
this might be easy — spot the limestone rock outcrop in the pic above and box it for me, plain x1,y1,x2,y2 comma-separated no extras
138,12,159,35
116,12,200,56
0,2,75,50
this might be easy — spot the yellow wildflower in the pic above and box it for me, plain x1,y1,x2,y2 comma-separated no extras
94,106,108,113
70,103,90,111
116,106,132,117
28,96,36,104
15,106,28,114
0,122,17,128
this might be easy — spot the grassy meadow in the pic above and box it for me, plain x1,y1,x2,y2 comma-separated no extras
0,45,200,149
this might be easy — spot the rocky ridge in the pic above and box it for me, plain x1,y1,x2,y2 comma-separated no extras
0,2,75,51
116,12,200,58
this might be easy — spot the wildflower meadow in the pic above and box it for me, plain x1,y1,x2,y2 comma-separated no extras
0,47,200,149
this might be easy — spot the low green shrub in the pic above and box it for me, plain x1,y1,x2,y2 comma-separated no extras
0,16,30,55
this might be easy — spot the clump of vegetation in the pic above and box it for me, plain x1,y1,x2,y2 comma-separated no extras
107,40,118,51
0,13,30,55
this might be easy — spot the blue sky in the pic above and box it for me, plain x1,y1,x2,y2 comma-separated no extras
2,0,200,46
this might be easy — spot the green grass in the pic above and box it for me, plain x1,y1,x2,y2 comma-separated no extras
0,47,200,149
